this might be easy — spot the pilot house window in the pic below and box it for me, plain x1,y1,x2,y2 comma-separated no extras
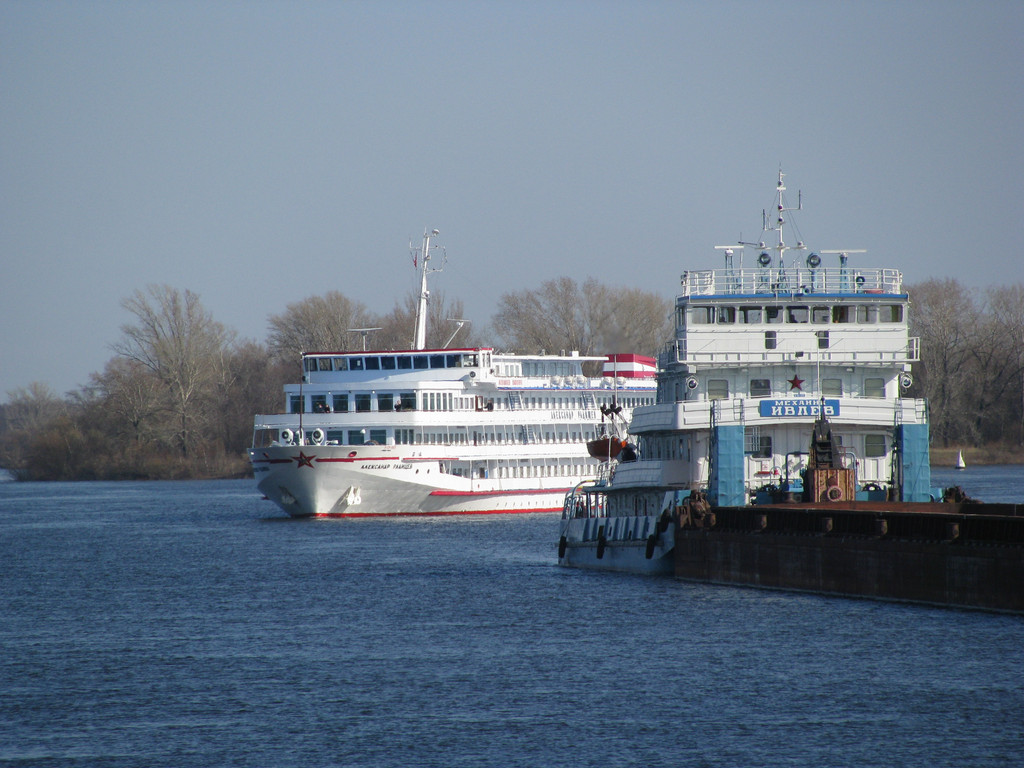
707,380,729,400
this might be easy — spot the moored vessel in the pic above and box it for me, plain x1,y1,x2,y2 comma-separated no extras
557,172,1024,611
250,230,657,517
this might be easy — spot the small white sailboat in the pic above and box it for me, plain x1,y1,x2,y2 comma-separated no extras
955,450,966,470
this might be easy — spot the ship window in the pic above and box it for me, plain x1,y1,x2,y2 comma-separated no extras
396,391,416,410
811,306,830,323
446,354,461,368
750,379,771,397
675,306,687,329
333,394,349,412
745,427,772,458
817,330,830,349
430,355,445,368
347,430,365,446
690,306,714,324
317,357,333,371
333,357,348,371
821,378,842,396
365,357,381,370
765,331,777,350
717,306,736,324
766,307,784,324
397,356,413,370
740,306,763,323
289,395,303,414
349,357,365,371
381,356,397,370
312,395,329,413
879,305,903,323
378,393,395,411
787,306,809,323
864,377,885,398
832,306,854,323
413,355,428,369
857,305,878,323
355,393,372,412
865,434,886,458
369,429,387,445
707,379,729,400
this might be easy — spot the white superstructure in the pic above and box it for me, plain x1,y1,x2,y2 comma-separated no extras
559,171,932,572
249,231,657,517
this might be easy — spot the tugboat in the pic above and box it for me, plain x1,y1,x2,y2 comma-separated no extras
557,172,1024,612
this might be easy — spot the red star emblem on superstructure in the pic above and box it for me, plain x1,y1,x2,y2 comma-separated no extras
788,375,805,391
293,451,316,469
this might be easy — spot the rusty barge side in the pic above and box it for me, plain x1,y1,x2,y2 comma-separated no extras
673,501,1024,613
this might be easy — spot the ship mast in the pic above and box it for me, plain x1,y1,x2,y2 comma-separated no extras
771,169,804,264
412,228,443,350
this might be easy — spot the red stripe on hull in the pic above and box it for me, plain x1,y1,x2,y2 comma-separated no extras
312,506,563,518
428,487,571,497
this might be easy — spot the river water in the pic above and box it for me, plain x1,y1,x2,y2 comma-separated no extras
1,467,1022,767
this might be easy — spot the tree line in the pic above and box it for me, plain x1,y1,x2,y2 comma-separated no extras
0,278,671,480
2,277,1021,481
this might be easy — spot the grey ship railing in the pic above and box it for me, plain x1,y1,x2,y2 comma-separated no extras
680,267,904,297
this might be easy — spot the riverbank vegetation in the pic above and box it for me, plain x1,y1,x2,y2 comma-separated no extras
0,278,670,480
1,277,1021,481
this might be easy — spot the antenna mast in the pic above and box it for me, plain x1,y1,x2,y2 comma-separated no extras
411,228,443,350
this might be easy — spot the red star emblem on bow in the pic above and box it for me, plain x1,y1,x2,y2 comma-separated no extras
293,451,316,469
788,375,805,391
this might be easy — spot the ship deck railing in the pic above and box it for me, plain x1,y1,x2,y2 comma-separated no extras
680,267,903,298
659,338,920,368
629,396,928,433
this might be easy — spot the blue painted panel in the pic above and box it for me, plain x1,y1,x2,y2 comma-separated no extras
896,423,931,502
759,399,840,417
711,425,746,507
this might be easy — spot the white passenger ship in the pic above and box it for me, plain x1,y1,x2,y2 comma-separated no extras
559,172,931,573
250,231,657,517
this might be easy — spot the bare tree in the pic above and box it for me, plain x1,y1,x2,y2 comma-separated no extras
984,284,1024,444
908,279,980,446
493,277,588,354
374,290,478,350
581,279,672,357
113,285,235,457
267,291,374,362
88,357,165,446
493,277,671,358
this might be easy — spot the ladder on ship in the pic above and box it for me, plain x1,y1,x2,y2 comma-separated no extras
581,391,597,410
507,391,524,410
520,424,537,444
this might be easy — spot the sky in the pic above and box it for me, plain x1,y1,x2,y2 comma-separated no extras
2,0,1022,400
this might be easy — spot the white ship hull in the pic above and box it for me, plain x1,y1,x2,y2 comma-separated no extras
252,442,584,517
